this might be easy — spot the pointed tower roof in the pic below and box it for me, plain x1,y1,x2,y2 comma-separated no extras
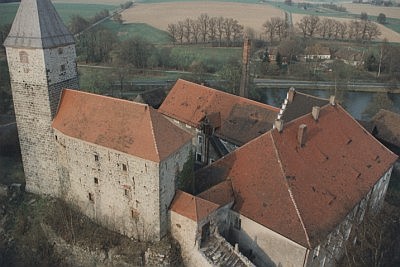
4,0,74,48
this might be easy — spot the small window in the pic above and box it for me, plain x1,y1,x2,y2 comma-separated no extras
58,47,63,54
196,153,202,162
122,163,127,171
234,216,241,230
19,51,29,63
94,177,98,184
88,193,93,202
94,155,99,161
55,135,58,141
198,135,204,145
60,64,66,72
124,188,129,196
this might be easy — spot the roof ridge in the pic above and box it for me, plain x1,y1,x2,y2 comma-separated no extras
270,132,312,248
148,108,161,161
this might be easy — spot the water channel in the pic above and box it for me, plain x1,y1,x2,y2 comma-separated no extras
259,88,400,121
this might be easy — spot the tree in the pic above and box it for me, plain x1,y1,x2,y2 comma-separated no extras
360,12,368,21
365,53,378,72
113,12,123,24
276,52,282,68
377,13,386,24
217,58,242,94
198,13,210,43
68,15,89,34
167,23,177,43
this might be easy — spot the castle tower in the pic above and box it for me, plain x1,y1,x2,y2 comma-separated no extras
4,0,79,196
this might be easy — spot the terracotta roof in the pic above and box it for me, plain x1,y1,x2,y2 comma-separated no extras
280,89,329,123
170,190,219,222
370,109,400,149
197,180,235,207
195,104,397,248
159,79,279,145
52,89,192,162
4,0,74,48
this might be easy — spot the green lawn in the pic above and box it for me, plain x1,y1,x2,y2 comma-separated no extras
101,20,172,44
0,2,118,26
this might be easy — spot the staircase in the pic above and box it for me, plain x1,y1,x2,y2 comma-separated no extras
200,234,254,267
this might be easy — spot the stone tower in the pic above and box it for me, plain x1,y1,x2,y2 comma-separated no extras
4,0,79,196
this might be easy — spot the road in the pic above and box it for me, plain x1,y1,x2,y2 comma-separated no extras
254,78,400,93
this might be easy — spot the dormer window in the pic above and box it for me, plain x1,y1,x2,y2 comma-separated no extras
19,51,29,63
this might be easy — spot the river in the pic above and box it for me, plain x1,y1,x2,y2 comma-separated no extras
259,88,400,121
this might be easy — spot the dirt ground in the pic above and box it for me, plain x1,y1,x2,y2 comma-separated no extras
121,2,285,35
292,13,400,43
342,3,400,19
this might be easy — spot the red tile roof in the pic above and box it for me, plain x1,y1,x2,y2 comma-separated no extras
170,190,219,222
52,89,192,162
195,104,397,248
159,79,279,145
197,180,235,207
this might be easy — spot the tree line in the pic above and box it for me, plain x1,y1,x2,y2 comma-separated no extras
167,14,244,46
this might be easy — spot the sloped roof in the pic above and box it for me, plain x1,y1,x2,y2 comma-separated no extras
170,190,219,222
370,109,400,149
195,104,397,248
4,0,74,48
159,79,279,145
197,180,235,207
280,89,329,123
52,89,192,162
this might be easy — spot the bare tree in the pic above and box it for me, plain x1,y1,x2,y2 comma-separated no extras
176,21,185,44
216,16,225,46
190,19,200,44
307,15,320,37
208,17,217,43
167,23,177,43
183,18,192,43
198,13,210,43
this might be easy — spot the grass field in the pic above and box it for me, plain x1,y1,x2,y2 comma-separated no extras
342,3,400,19
101,20,171,44
121,2,285,35
0,3,117,26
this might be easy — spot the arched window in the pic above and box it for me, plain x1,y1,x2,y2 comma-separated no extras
19,51,29,63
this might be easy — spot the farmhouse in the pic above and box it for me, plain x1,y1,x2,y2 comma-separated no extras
4,0,398,266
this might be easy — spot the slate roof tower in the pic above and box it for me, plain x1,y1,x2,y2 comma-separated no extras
4,0,79,196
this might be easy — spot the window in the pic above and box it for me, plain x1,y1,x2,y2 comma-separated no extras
19,51,29,63
122,163,127,171
88,193,93,202
196,153,202,162
94,177,98,184
124,188,129,197
58,47,63,54
55,135,58,141
60,64,66,72
94,155,99,161
198,135,204,145
234,216,241,230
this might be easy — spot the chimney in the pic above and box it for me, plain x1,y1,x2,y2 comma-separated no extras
298,124,307,147
288,87,295,103
312,106,320,121
329,95,336,106
274,119,284,133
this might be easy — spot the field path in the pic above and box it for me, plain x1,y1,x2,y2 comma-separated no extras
121,2,285,34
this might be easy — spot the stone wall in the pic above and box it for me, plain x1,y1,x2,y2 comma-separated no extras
6,44,78,197
55,130,192,241
229,211,308,267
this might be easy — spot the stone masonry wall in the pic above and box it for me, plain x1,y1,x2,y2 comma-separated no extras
55,130,192,241
6,45,78,197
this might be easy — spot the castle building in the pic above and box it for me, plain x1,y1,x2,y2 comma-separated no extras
4,1,398,266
